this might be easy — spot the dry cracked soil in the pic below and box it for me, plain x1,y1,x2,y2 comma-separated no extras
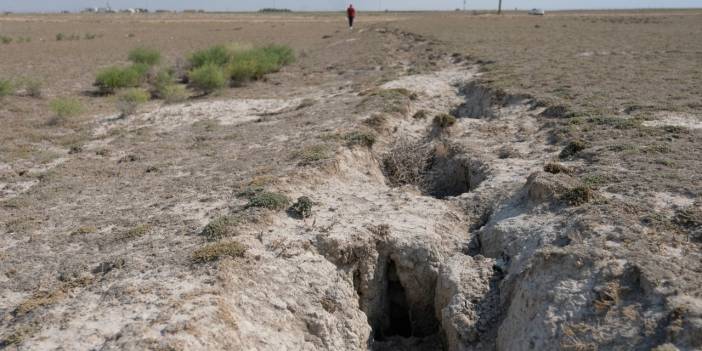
1,10,701,351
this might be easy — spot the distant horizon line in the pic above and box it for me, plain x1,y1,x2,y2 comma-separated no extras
3,7,701,13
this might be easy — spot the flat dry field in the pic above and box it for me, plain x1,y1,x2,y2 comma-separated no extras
0,10,701,351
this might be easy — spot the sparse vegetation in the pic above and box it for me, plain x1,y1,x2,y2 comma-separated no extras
56,33,80,41
562,186,595,206
544,162,573,174
0,35,12,44
189,45,236,69
49,97,83,121
294,144,331,165
559,140,588,159
192,241,246,263
413,110,428,119
289,196,313,218
582,174,608,189
23,79,42,98
160,84,188,103
95,66,144,93
188,44,294,87
1,324,38,346
227,45,295,84
433,113,457,129
189,63,227,94
383,137,430,187
364,113,388,130
344,131,376,148
246,191,290,210
201,215,240,241
71,226,97,235
128,47,161,66
116,88,150,116
0,79,14,97
118,224,151,240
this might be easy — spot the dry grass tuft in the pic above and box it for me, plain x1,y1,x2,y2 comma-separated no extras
344,131,376,148
544,162,574,174
562,186,595,206
293,144,331,166
117,224,151,241
192,241,246,263
382,137,431,187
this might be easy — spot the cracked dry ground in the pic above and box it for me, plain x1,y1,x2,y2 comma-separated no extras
2,26,701,351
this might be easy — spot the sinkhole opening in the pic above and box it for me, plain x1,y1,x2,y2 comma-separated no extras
383,139,489,198
375,260,412,340
451,81,496,119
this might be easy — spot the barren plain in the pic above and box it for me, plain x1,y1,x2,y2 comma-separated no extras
1,10,701,351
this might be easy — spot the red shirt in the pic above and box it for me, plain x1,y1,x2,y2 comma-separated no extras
347,7,356,17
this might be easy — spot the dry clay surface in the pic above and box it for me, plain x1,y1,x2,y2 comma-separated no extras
1,27,701,351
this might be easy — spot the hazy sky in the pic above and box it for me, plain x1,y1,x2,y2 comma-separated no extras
1,0,700,12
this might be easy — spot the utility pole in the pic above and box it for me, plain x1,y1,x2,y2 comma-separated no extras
463,0,467,11
497,0,502,14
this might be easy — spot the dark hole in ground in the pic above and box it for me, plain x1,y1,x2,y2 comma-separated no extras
423,145,489,198
451,81,496,119
383,140,489,198
352,256,445,350
376,260,412,340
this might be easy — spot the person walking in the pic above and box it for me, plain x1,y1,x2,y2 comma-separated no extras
347,4,356,30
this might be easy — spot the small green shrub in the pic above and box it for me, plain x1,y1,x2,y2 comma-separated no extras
189,45,232,68
116,88,150,116
128,47,161,66
289,196,313,219
247,191,290,211
345,131,376,148
160,84,188,103
262,44,295,66
151,68,188,102
130,63,151,79
559,140,588,159
0,36,12,44
189,63,226,94
201,215,240,241
49,97,83,118
227,58,259,84
192,241,246,263
95,66,143,93
56,33,65,41
84,33,97,40
433,113,457,128
0,79,14,97
227,45,295,84
151,68,174,91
